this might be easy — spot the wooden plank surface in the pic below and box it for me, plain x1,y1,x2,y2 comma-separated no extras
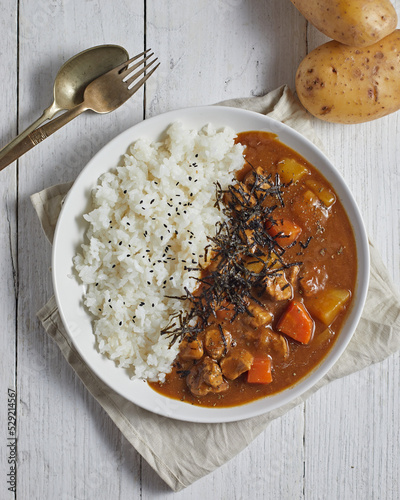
0,0,398,498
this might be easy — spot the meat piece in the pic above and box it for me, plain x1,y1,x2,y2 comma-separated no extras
258,329,289,358
224,182,257,209
204,326,232,360
239,228,257,253
201,356,226,388
244,167,271,191
186,368,211,397
220,349,254,380
179,337,204,361
287,265,300,288
264,272,293,301
186,357,229,397
300,265,328,297
246,302,273,329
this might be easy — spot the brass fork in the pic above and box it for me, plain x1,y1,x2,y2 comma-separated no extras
0,50,159,171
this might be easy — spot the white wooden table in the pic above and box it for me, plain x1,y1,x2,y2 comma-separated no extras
1,1,399,498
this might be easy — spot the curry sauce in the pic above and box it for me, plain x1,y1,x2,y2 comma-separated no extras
149,131,357,407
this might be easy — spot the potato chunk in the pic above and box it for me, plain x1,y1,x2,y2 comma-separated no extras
277,158,309,184
295,31,400,124
306,288,351,325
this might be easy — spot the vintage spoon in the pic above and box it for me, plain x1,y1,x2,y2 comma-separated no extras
0,44,129,159
0,51,159,171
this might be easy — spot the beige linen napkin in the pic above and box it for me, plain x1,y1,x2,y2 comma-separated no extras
32,85,400,492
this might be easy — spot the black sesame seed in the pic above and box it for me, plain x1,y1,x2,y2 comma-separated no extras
188,176,192,181
123,190,127,194
112,264,116,268
119,321,122,326
119,241,122,246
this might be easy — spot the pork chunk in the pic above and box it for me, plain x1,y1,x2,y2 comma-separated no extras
246,302,273,329
264,272,293,301
220,349,254,380
186,357,229,397
179,337,204,361
204,326,232,360
244,167,271,191
258,329,289,358
300,264,328,297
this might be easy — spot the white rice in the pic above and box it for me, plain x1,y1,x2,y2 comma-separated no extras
73,122,245,381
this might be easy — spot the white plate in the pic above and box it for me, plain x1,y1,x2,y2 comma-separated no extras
52,106,369,423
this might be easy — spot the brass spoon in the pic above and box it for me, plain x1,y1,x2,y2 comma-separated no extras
0,51,159,171
0,44,129,160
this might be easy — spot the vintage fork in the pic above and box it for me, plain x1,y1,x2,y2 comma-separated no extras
0,50,159,171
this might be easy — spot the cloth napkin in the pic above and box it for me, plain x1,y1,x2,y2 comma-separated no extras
32,85,400,492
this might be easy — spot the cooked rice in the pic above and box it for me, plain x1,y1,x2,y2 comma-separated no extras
73,122,245,381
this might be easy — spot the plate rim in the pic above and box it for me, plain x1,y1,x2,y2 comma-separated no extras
52,105,370,423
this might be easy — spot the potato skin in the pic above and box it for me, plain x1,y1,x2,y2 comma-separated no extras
295,30,400,124
290,0,397,47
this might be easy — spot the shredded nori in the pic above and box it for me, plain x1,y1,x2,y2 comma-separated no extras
161,165,301,346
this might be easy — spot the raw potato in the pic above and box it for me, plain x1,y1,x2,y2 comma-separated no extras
295,30,400,124
290,0,397,47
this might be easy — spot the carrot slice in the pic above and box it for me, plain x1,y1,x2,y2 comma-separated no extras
247,357,273,384
277,300,314,344
266,219,302,246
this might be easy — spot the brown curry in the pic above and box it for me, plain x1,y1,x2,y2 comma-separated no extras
149,131,357,407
